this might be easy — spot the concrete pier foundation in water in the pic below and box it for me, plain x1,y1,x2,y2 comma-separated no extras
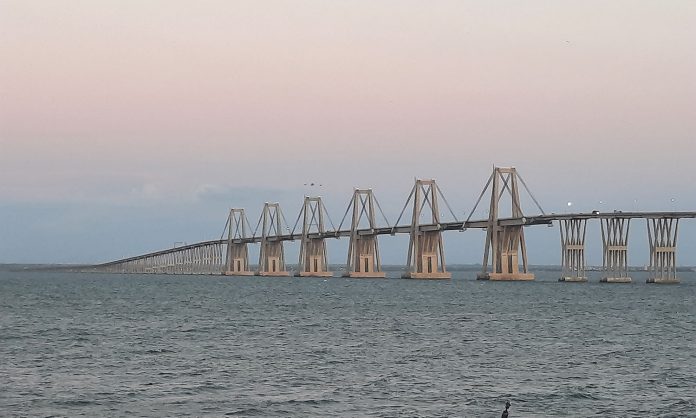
646,217,680,284
600,217,632,283
558,218,588,283
400,180,451,280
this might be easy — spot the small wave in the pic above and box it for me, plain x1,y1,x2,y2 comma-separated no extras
144,348,175,354
195,381,228,391
225,407,265,416
669,398,696,409
280,398,339,406
567,391,602,401
55,399,96,407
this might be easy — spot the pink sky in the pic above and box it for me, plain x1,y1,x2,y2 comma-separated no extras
1,1,695,263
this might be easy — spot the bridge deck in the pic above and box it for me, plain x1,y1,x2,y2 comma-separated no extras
94,211,696,267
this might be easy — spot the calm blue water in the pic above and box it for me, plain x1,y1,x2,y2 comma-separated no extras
1,270,695,417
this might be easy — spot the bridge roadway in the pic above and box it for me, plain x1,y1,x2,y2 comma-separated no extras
96,211,696,268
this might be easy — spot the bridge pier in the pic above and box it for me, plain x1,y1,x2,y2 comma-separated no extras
559,219,588,282
346,236,384,278
170,252,178,274
296,197,333,277
600,217,631,283
215,242,225,274
224,209,254,276
646,217,679,284
477,167,534,281
184,248,192,274
256,203,290,276
344,189,386,278
226,243,253,275
402,180,451,279
258,241,289,276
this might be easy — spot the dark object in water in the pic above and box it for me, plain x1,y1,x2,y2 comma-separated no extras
501,401,511,418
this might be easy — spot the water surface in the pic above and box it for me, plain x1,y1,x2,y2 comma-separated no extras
1,270,695,416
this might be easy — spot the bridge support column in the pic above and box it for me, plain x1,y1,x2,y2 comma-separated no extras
258,241,288,276
478,167,534,281
559,219,587,282
212,242,223,275
402,180,450,279
224,209,254,276
600,217,631,283
344,189,386,278
346,236,384,278
646,217,679,284
226,243,253,276
256,203,290,276
296,197,333,277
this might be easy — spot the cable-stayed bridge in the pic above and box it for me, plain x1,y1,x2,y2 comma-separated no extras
90,167,696,284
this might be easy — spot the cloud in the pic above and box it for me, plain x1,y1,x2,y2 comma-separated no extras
129,182,163,200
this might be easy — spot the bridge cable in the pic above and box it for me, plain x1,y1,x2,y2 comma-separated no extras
372,195,391,228
321,199,338,232
336,194,356,232
219,214,231,242
436,184,460,222
290,202,305,236
243,212,252,239
517,173,546,215
498,174,525,217
393,184,416,232
349,194,371,231
358,195,370,228
418,185,432,221
463,172,494,229
251,212,263,239
278,206,292,234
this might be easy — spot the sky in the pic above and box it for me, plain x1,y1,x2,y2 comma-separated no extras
1,1,695,266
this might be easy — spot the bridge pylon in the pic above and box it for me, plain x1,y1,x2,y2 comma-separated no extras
294,197,333,277
600,217,631,283
256,203,290,276
476,167,537,281
224,208,254,276
646,217,679,284
340,189,388,278
559,219,588,282
397,179,452,279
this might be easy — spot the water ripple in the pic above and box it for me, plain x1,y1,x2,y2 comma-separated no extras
1,270,695,416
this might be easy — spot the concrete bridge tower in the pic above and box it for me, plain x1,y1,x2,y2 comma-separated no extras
256,203,290,276
476,167,538,281
295,196,333,277
224,208,254,276
342,189,387,278
398,179,452,279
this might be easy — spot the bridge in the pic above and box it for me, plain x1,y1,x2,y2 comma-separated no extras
90,167,696,284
